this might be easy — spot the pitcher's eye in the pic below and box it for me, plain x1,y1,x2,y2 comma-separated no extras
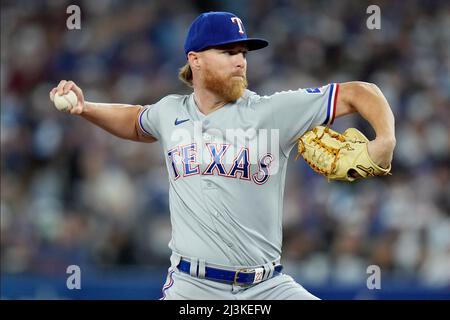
221,49,248,57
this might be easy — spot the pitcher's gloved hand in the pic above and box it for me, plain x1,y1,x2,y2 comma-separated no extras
296,126,391,182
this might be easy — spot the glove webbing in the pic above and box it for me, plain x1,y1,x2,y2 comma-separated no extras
296,127,342,175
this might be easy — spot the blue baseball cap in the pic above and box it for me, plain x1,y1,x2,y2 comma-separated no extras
184,12,269,56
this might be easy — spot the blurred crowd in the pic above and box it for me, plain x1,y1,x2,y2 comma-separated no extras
1,0,449,290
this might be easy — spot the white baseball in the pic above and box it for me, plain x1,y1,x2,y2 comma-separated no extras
53,90,78,112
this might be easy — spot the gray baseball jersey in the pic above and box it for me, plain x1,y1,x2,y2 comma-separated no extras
139,84,338,270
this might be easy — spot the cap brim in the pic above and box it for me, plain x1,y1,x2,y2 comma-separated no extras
200,38,269,52
237,38,269,51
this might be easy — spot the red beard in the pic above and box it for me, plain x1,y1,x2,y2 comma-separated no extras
203,67,248,103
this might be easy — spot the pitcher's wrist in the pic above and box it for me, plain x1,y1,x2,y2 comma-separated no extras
375,135,396,149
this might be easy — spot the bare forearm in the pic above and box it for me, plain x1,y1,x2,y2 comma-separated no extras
339,82,396,144
337,81,396,168
50,80,155,142
81,102,148,142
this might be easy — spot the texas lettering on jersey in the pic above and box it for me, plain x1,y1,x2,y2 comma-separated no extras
167,143,275,185
165,119,281,185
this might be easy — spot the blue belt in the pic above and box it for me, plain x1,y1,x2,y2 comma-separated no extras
177,259,283,285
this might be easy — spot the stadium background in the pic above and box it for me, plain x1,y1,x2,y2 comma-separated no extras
1,0,449,299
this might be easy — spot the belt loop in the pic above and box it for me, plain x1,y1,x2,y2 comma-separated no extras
198,259,206,279
266,263,274,280
190,258,199,277
262,264,270,281
170,252,182,269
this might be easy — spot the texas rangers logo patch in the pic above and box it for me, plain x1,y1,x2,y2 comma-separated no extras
305,87,323,94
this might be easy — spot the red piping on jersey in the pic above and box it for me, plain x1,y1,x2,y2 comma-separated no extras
330,83,340,125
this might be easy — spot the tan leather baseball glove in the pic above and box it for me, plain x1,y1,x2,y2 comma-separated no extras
296,126,391,181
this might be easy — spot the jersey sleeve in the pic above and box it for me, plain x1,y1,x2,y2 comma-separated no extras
270,83,339,156
138,104,161,140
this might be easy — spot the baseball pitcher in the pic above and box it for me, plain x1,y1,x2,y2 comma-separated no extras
50,12,395,299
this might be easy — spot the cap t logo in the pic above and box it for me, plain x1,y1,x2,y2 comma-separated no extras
231,17,245,34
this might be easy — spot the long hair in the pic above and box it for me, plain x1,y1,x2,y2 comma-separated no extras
178,63,193,87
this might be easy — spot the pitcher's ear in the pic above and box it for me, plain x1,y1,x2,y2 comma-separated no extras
188,52,201,70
